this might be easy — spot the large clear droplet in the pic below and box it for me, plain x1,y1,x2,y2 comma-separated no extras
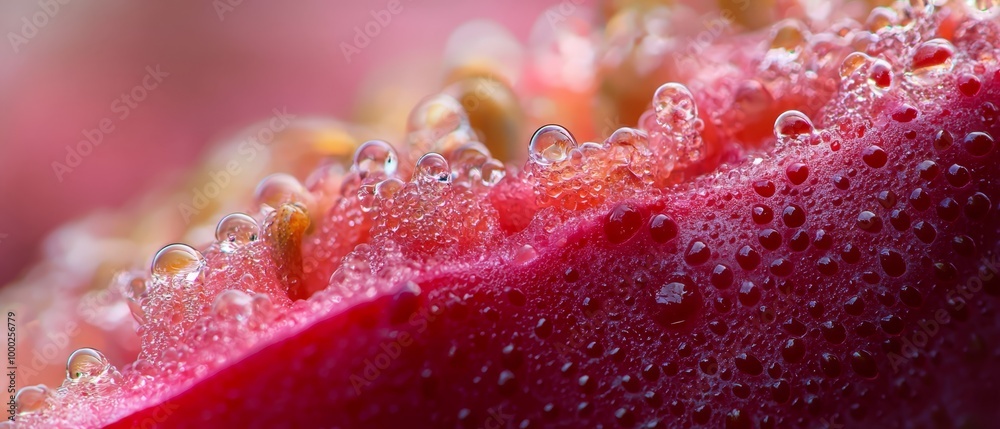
774,110,815,139
253,173,309,210
528,125,577,165
66,348,111,382
413,153,453,184
449,141,491,182
407,94,468,153
212,290,254,322
375,177,405,200
215,213,259,253
14,385,51,415
480,159,506,186
653,83,698,126
352,140,399,179
909,39,955,82
151,243,204,283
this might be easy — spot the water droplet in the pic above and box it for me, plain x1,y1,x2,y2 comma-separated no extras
711,264,734,289
770,19,807,51
958,73,982,96
514,244,538,265
373,178,404,201
934,130,954,151
653,278,699,326
862,145,888,168
605,203,642,244
774,111,814,139
879,249,907,277
649,214,678,243
892,105,918,122
753,180,776,197
858,211,883,232
841,52,872,78
868,59,893,90
820,321,847,344
653,83,698,126
213,290,253,322
916,160,939,180
785,162,809,185
14,385,51,415
215,213,259,253
913,221,937,243
739,281,761,306
782,338,806,363
684,240,711,265
866,7,897,31
253,173,309,210
448,141,491,181
819,353,842,377
758,229,782,250
734,354,763,376
945,164,971,187
963,131,994,156
528,124,576,165
127,298,146,325
406,94,470,154
817,257,839,275
151,243,204,282
850,350,879,379
751,205,773,224
480,159,506,186
910,39,955,76
909,188,931,211
938,197,961,221
66,348,110,382
413,153,452,184
965,192,992,220
736,245,761,270
782,205,806,228
353,140,399,179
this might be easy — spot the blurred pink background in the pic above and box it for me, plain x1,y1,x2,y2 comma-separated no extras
0,0,569,284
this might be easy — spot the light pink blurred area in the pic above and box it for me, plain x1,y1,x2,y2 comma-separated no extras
0,0,572,285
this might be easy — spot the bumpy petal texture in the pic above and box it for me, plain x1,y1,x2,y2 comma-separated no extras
10,1,1000,428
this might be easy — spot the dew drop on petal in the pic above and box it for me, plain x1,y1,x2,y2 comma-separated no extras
352,140,399,179
375,177,405,200
480,159,506,186
653,83,698,126
413,153,453,184
514,244,538,265
212,290,254,322
253,173,309,210
151,243,204,283
653,278,699,326
774,111,814,139
910,39,955,81
215,213,259,253
66,348,111,382
14,385,51,415
528,124,577,165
